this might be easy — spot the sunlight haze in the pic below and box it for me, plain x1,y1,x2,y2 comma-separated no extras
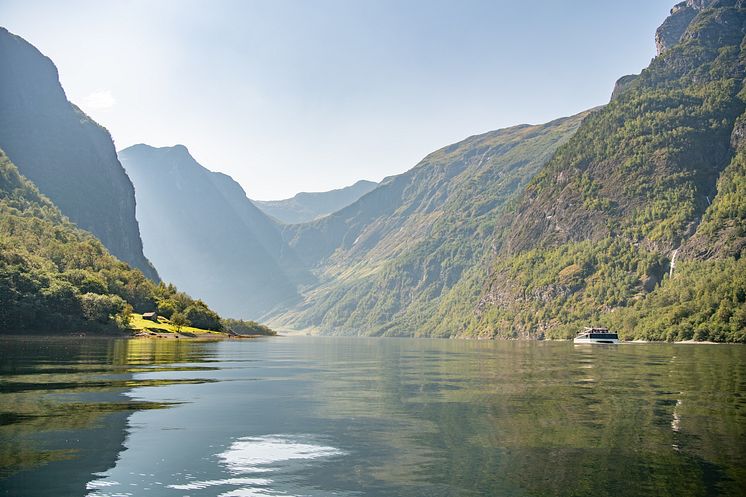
0,0,673,199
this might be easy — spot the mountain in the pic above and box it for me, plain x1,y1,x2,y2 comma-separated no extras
269,112,589,335
0,147,219,333
254,180,378,224
448,0,746,341
0,27,158,281
118,144,311,319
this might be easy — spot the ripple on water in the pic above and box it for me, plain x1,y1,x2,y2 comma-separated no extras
161,434,346,496
218,434,346,474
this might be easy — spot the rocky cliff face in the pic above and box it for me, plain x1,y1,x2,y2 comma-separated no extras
119,144,311,319
655,2,699,55
506,1,746,257
655,0,744,54
678,110,746,260
0,27,158,280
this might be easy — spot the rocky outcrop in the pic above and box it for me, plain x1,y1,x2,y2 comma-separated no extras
656,2,698,55
653,0,738,55
610,74,639,101
0,27,158,280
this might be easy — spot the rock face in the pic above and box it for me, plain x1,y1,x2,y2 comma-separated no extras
254,180,378,224
506,3,746,257
610,74,639,101
0,27,158,280
655,2,698,55
119,144,312,319
679,112,746,260
655,0,743,55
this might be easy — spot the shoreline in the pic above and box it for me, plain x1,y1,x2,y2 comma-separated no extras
130,330,262,340
1,333,740,344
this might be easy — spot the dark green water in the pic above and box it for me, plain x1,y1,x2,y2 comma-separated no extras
0,337,744,497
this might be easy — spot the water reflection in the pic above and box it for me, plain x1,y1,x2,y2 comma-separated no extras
1,337,744,497
0,337,217,497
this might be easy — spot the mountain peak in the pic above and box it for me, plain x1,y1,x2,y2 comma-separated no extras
654,0,738,55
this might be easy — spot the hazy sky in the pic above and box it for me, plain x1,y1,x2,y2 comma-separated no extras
0,0,673,200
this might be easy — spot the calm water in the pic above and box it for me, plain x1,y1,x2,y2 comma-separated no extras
0,337,745,497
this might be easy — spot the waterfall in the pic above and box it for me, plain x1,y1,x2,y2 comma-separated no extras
670,247,680,278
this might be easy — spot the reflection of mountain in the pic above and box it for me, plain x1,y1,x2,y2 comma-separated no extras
308,340,746,496
0,340,131,496
0,339,214,497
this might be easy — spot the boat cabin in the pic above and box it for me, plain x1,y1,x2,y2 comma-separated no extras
574,327,620,344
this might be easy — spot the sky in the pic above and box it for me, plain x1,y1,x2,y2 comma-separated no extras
0,0,674,200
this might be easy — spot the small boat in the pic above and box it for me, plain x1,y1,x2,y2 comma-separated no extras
574,327,619,344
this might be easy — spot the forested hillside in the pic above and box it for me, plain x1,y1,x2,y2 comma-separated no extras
454,0,746,341
0,149,220,333
267,0,746,342
270,113,588,334
0,28,157,280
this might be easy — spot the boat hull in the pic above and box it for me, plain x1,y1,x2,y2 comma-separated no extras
573,337,620,344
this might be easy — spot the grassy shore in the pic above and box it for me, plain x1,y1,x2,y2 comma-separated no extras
129,313,247,339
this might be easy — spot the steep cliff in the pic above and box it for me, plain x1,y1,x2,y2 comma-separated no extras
119,144,311,319
0,27,158,280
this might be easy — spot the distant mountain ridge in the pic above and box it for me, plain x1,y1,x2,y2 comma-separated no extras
3,1,743,341
268,0,746,342
268,113,589,335
0,27,158,281
254,180,378,224
119,144,312,319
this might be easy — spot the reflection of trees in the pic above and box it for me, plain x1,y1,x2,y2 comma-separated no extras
0,337,215,496
312,340,746,496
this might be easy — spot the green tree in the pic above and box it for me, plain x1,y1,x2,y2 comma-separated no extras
170,312,189,333
116,303,134,329
183,302,221,330
80,293,125,324
156,299,177,319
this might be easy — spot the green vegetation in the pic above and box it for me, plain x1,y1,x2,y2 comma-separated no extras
274,2,746,342
274,113,588,335
129,313,224,336
0,27,158,279
607,257,746,342
458,2,746,342
222,318,277,336
0,149,274,336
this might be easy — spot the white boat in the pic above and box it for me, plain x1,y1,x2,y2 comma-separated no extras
573,327,620,344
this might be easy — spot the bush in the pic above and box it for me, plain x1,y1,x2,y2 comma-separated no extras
222,318,276,336
80,293,126,323
184,302,222,331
